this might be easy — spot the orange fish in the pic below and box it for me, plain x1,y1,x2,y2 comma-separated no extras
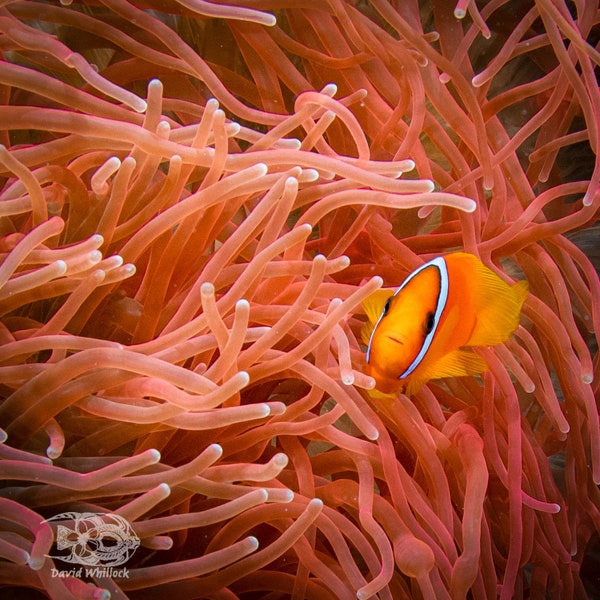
362,252,528,396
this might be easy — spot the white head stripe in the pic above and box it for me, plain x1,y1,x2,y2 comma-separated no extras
398,256,448,378
365,256,449,373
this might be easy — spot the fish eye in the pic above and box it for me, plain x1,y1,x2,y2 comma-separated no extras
424,311,436,334
382,297,392,316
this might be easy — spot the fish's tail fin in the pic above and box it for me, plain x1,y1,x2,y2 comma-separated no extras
467,265,529,347
511,279,530,307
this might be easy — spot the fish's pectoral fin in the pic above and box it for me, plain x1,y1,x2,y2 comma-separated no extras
402,350,488,396
405,349,488,394
361,288,395,345
431,349,488,378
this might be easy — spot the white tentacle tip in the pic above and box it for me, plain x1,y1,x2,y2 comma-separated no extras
246,536,260,550
148,449,161,463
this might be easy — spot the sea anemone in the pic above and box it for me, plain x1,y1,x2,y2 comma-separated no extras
0,1,598,598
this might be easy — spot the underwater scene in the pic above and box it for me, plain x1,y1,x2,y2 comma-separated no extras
0,1,598,598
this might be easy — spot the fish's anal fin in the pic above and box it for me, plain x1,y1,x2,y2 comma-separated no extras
366,387,399,400
361,288,395,345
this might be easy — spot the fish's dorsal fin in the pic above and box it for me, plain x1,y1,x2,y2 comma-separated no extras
404,349,488,395
360,288,394,345
464,261,529,347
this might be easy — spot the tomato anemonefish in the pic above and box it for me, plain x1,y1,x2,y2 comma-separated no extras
361,252,529,396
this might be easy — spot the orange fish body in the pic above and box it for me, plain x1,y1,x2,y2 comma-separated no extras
362,252,528,396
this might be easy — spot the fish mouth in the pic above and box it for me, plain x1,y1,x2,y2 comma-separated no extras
386,334,404,346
